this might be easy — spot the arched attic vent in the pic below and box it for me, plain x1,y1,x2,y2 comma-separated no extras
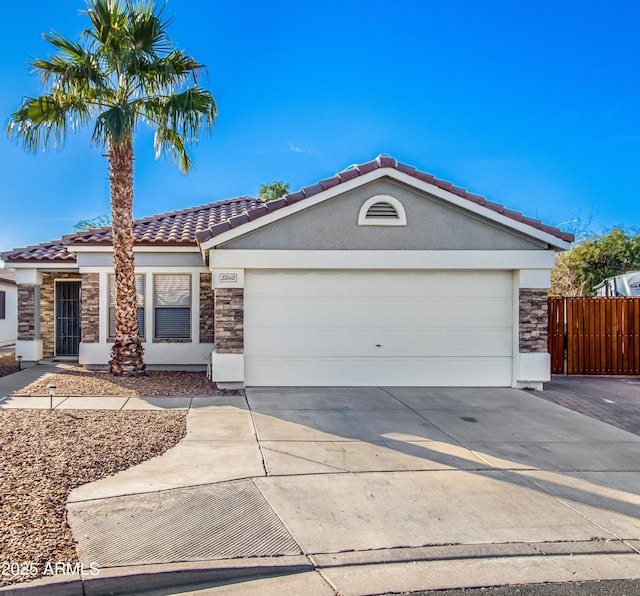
358,195,407,226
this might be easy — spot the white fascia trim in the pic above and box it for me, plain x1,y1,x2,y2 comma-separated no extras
210,250,556,270
200,167,572,251
69,245,200,253
79,265,209,274
10,262,78,270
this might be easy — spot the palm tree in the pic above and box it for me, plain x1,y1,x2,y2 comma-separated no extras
7,0,217,376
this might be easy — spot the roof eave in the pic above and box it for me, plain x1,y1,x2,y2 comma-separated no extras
7,260,78,268
68,243,201,253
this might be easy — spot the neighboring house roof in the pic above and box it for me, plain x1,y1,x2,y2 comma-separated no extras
2,197,263,263
195,156,575,246
0,269,16,285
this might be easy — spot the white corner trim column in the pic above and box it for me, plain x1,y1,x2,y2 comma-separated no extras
512,269,551,390
15,269,43,363
211,268,245,389
211,352,245,389
15,340,43,363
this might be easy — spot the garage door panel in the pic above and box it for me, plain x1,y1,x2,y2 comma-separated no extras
245,357,512,386
343,272,383,296
245,298,290,325
408,271,444,295
244,270,513,386
478,272,513,296
250,328,334,357
336,299,380,324
364,300,413,325
433,329,512,356
373,272,411,297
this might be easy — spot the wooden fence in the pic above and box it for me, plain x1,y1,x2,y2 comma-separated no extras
548,297,640,375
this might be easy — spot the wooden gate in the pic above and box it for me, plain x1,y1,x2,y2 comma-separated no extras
548,297,640,375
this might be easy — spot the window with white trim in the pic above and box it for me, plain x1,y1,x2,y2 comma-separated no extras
109,274,145,339
154,274,191,339
358,195,407,226
0,291,5,320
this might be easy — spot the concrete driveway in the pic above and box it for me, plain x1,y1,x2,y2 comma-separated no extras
61,386,640,595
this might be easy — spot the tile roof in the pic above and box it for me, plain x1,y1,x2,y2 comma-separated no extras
194,156,575,245
1,156,574,264
0,269,16,284
2,197,263,263
2,240,76,264
64,196,263,246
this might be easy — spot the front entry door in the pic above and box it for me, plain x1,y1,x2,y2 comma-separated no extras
56,281,81,356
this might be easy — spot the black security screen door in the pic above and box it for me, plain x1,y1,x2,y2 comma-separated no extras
56,281,81,356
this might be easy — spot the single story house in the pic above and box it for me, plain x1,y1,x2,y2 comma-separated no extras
0,269,17,347
2,156,573,389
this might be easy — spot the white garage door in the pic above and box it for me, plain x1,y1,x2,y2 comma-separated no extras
244,270,513,386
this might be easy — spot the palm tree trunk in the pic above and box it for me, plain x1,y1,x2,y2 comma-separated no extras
108,137,145,376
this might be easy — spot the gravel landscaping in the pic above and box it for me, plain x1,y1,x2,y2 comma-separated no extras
0,409,187,587
13,366,236,397
0,353,19,379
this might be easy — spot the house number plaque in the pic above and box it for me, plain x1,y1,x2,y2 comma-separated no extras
219,273,238,283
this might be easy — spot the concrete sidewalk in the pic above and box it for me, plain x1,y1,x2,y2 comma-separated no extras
1,381,640,595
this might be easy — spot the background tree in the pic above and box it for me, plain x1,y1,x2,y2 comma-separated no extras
7,0,216,376
259,181,290,201
550,227,640,296
73,214,112,232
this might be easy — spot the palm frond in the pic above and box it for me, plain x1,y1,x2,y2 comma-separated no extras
150,87,217,140
83,0,125,47
128,3,173,54
7,95,91,152
31,50,107,90
9,0,216,165
93,103,137,145
124,50,204,97
42,32,87,61
154,124,191,173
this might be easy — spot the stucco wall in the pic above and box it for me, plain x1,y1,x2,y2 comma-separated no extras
220,178,548,251
76,251,205,268
0,283,17,345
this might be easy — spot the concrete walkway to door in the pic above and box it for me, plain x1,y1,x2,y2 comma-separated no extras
3,384,640,595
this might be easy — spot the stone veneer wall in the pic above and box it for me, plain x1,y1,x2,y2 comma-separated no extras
81,273,100,344
17,285,37,341
41,272,82,357
519,288,548,353
214,288,243,353
199,273,215,343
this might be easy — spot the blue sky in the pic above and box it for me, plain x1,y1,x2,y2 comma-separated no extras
1,0,639,254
